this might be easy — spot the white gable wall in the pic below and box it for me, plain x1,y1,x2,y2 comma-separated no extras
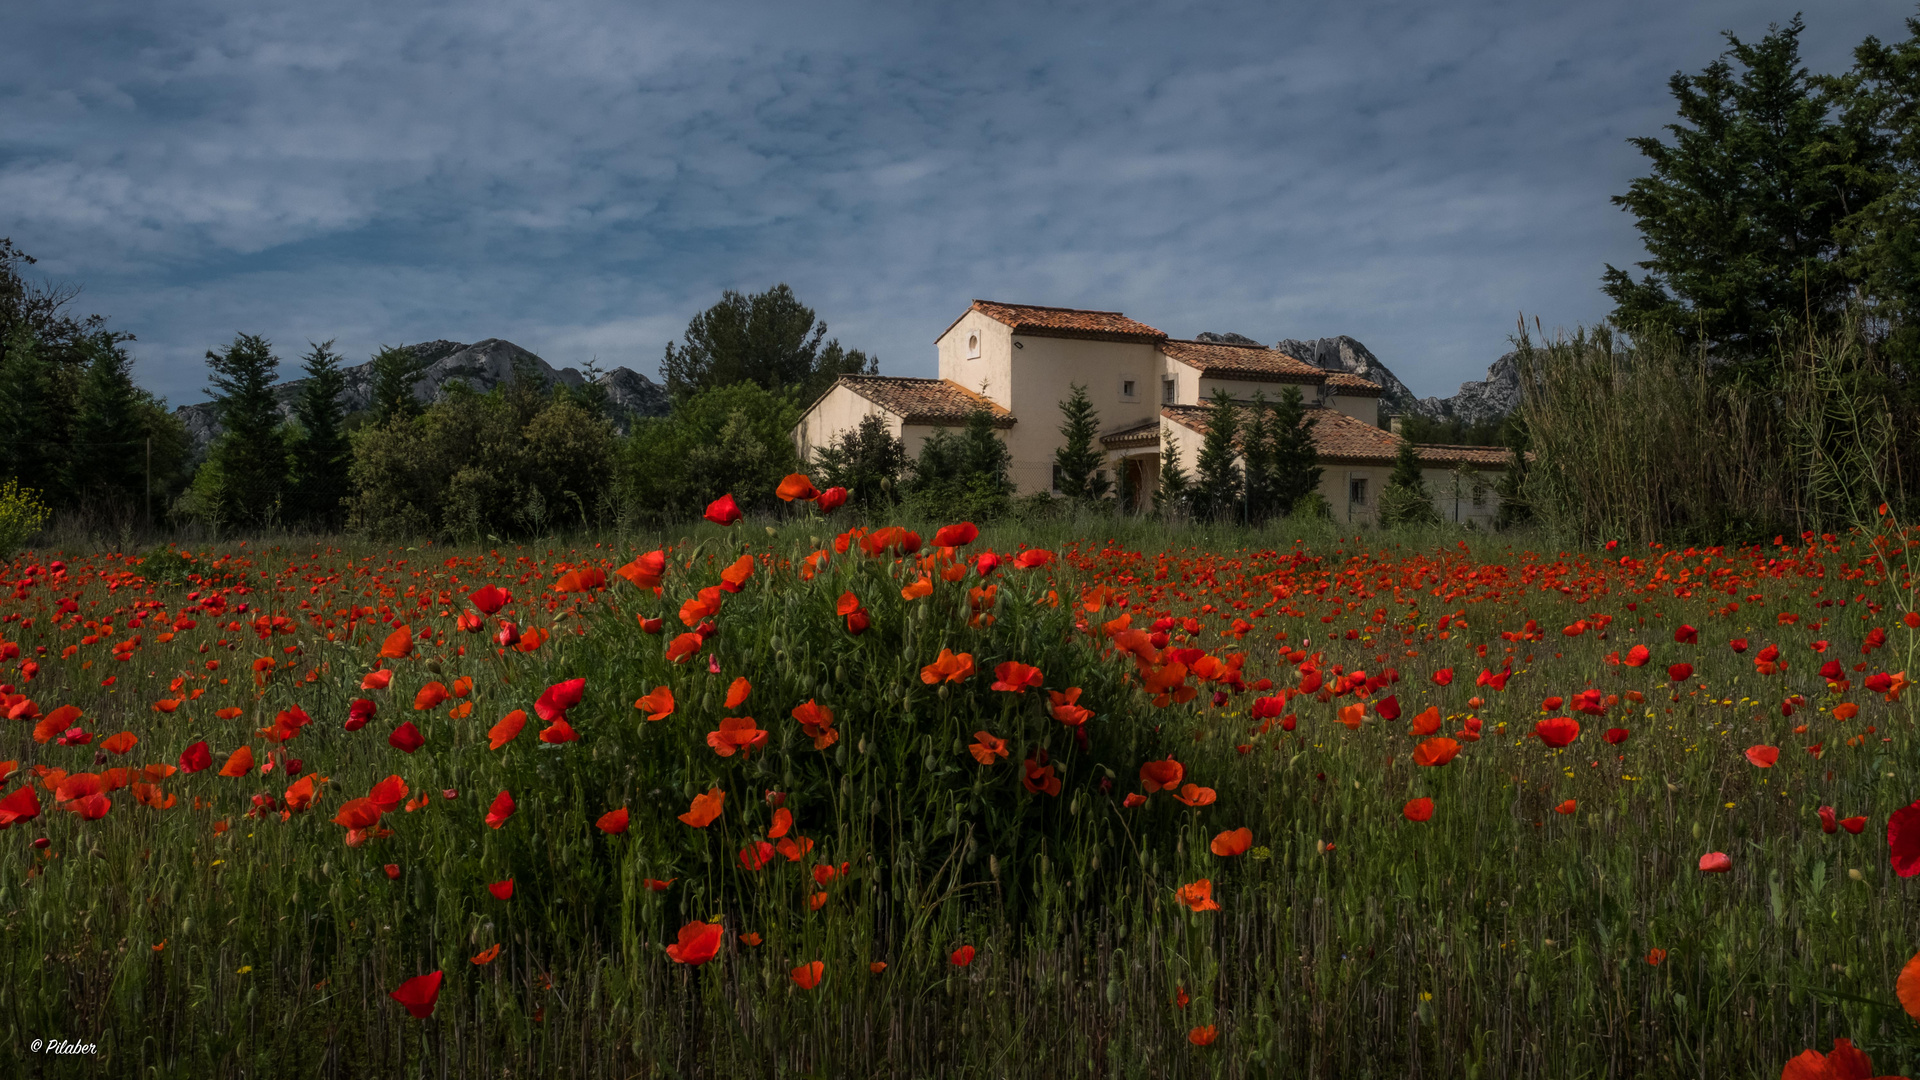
794,383,903,463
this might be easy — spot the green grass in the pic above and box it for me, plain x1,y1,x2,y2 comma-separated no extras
1,515,1917,1078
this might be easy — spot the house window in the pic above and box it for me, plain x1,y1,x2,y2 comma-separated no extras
1121,379,1136,400
967,332,981,360
1162,377,1177,404
1051,463,1064,492
1349,477,1368,506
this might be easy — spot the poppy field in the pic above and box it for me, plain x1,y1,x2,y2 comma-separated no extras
4,489,1920,1078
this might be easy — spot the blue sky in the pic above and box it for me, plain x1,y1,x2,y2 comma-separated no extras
2,1,1908,405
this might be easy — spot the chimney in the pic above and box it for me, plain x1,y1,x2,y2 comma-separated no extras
1389,416,1403,436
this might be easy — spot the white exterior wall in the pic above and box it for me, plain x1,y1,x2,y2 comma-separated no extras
794,383,903,462
1424,465,1502,528
938,318,1160,494
1324,392,1380,427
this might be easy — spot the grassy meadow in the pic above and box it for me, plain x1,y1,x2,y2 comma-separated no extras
2,508,1919,1079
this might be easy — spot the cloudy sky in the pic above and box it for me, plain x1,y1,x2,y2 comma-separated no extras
2,1,1909,405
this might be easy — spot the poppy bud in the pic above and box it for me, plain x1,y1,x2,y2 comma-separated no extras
765,790,786,807
696,620,717,640
32,837,48,850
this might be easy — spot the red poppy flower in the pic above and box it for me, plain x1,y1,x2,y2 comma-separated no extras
1403,797,1434,822
346,698,377,731
1374,695,1401,722
679,787,725,828
920,649,975,684
469,585,512,615
815,486,847,511
539,718,577,744
1674,624,1698,644
389,722,425,754
991,661,1043,693
1534,717,1580,748
739,840,775,870
379,626,414,659
1430,667,1453,686
1013,549,1054,569
534,678,585,723
1779,1038,1883,1080
1554,799,1577,815
218,746,254,777
665,921,724,965
933,522,979,547
1698,851,1732,874
634,686,674,722
488,879,513,900
706,716,767,757
949,944,976,966
1188,1026,1218,1047
1175,879,1221,912
615,551,666,590
1140,757,1185,793
0,785,43,827
66,792,110,820
776,473,819,502
644,877,675,891
1819,806,1838,834
1021,758,1063,796
178,741,212,773
413,682,449,711
1604,727,1630,745
703,495,742,526
597,807,629,834
666,633,702,664
1412,737,1460,767
789,960,825,989
1889,800,1920,876
769,807,793,838
389,971,443,1018
488,710,527,749
1123,793,1147,808
1744,745,1779,768
1668,663,1694,682
1841,816,1867,834
1208,827,1253,856
101,731,137,755
1170,783,1216,807
1623,645,1650,667
485,790,516,829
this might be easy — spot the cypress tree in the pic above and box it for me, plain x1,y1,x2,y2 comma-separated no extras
204,333,289,529
1380,436,1440,527
0,324,57,491
1154,432,1190,520
1239,394,1274,522
70,331,147,508
291,340,351,529
1191,389,1243,522
1053,383,1110,500
369,345,428,424
1268,385,1323,516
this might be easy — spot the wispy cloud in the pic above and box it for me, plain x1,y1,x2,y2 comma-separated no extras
1,0,1904,403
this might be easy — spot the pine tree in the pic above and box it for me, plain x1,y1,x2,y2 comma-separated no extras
1494,416,1533,528
291,340,351,529
1268,385,1323,516
0,323,57,491
906,409,1014,522
1053,383,1110,501
204,333,289,530
70,331,147,509
1191,389,1243,522
1154,432,1190,520
369,345,428,424
1379,436,1440,527
1239,394,1274,522
812,412,906,509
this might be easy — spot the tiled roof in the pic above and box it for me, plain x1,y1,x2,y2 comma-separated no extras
1323,371,1384,396
1159,339,1326,384
1099,419,1161,449
1155,404,1511,466
835,376,1016,428
960,300,1167,343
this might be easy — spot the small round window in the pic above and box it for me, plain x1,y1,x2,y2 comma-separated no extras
966,332,981,359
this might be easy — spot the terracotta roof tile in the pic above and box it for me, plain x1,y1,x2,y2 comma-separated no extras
836,376,1015,428
1155,404,1511,466
1159,339,1325,384
966,300,1167,343
1323,371,1384,396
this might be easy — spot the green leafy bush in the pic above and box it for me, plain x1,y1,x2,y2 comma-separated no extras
0,478,48,557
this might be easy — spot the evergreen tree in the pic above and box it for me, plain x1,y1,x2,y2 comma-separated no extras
0,323,57,490
905,409,1014,522
1239,393,1275,522
1602,16,1862,373
69,331,147,508
1052,383,1111,501
662,284,877,405
1379,436,1440,527
1154,432,1190,520
1268,385,1323,517
290,340,351,529
1190,389,1243,522
204,333,290,529
1494,416,1533,529
812,412,907,510
369,345,428,424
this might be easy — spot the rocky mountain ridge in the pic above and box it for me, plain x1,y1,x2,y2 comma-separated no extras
1202,332,1520,426
177,338,669,449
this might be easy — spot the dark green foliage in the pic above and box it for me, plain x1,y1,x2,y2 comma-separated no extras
1602,16,1860,372
811,412,907,511
1379,436,1440,527
1241,388,1324,522
289,340,352,530
368,344,429,424
1052,383,1110,501
69,332,150,508
905,409,1014,523
1190,389,1243,522
621,382,801,525
203,334,291,530
350,383,617,539
661,284,876,405
1154,433,1190,520
1494,416,1534,529
1397,412,1507,446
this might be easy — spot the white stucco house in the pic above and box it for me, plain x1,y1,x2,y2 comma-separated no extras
792,299,1512,525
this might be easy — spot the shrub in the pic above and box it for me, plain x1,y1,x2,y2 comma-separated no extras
0,479,48,557
621,382,800,523
904,409,1013,522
